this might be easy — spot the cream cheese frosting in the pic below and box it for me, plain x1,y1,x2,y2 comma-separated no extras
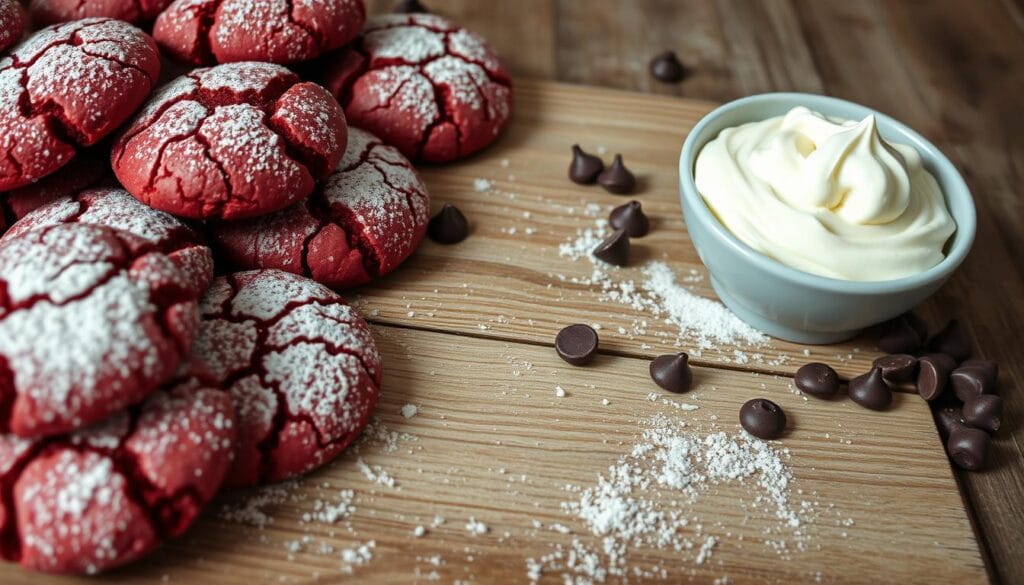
694,106,956,281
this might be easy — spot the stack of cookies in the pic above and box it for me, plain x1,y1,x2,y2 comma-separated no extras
0,0,513,574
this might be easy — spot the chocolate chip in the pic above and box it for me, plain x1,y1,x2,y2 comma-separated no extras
947,426,990,471
794,363,839,399
917,353,956,401
428,203,469,244
935,406,966,440
963,394,1003,433
876,314,923,354
394,0,429,13
609,201,649,237
593,228,630,266
872,354,918,383
928,319,971,362
739,399,787,440
950,359,998,401
649,51,685,83
568,144,604,185
649,353,692,393
848,366,892,411
597,154,636,195
555,324,599,366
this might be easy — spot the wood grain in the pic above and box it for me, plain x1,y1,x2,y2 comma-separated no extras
0,326,985,584
350,81,884,380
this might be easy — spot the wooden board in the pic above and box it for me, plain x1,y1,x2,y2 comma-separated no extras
0,326,985,584
0,81,991,583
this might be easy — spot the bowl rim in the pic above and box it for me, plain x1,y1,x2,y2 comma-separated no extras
679,92,977,295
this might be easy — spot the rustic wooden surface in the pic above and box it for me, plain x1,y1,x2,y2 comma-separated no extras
0,326,986,584
360,2,1024,583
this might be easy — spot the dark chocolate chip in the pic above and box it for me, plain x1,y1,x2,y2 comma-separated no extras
903,311,929,343
394,0,429,13
872,354,918,383
593,228,630,266
649,51,686,83
794,362,840,399
428,203,469,244
917,353,956,401
568,144,604,185
597,154,636,195
935,406,966,440
947,426,990,471
650,353,692,393
555,324,599,366
609,201,649,238
963,394,1003,433
876,315,923,354
928,319,972,362
950,359,998,401
739,398,787,440
848,366,892,411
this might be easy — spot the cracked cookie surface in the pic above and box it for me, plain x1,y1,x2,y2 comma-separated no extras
0,223,200,438
211,127,429,289
112,61,348,220
322,13,512,163
194,269,380,487
154,0,365,65
0,378,236,574
0,0,25,54
5,187,214,297
0,18,160,191
29,0,174,26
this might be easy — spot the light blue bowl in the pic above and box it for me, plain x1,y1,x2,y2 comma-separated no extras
679,93,976,344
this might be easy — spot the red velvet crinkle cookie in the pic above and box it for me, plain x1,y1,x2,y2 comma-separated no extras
5,187,214,297
0,0,26,54
29,0,174,26
0,149,112,225
0,18,161,191
0,378,236,574
0,224,200,438
323,13,512,163
194,269,381,487
112,62,348,220
212,127,429,289
154,0,365,65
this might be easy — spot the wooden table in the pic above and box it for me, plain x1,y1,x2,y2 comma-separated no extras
363,2,1022,583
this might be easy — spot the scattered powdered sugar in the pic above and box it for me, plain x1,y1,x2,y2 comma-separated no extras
558,218,767,351
527,412,813,583
340,540,376,574
400,404,419,419
219,481,302,528
465,517,489,535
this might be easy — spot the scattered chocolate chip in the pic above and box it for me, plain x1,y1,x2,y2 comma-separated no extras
649,51,685,83
928,319,971,362
394,0,429,13
427,203,469,244
794,363,840,399
597,154,636,195
947,426,990,471
568,144,604,185
876,314,923,354
848,366,892,411
963,394,1003,433
555,324,599,366
650,353,692,393
935,406,966,440
592,228,630,266
950,359,998,401
873,354,918,383
609,201,649,237
739,399,787,440
903,311,929,343
917,353,956,401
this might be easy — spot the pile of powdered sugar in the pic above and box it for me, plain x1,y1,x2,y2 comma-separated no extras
558,217,767,352
527,412,813,583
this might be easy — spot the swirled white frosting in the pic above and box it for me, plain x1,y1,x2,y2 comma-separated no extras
695,106,956,281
